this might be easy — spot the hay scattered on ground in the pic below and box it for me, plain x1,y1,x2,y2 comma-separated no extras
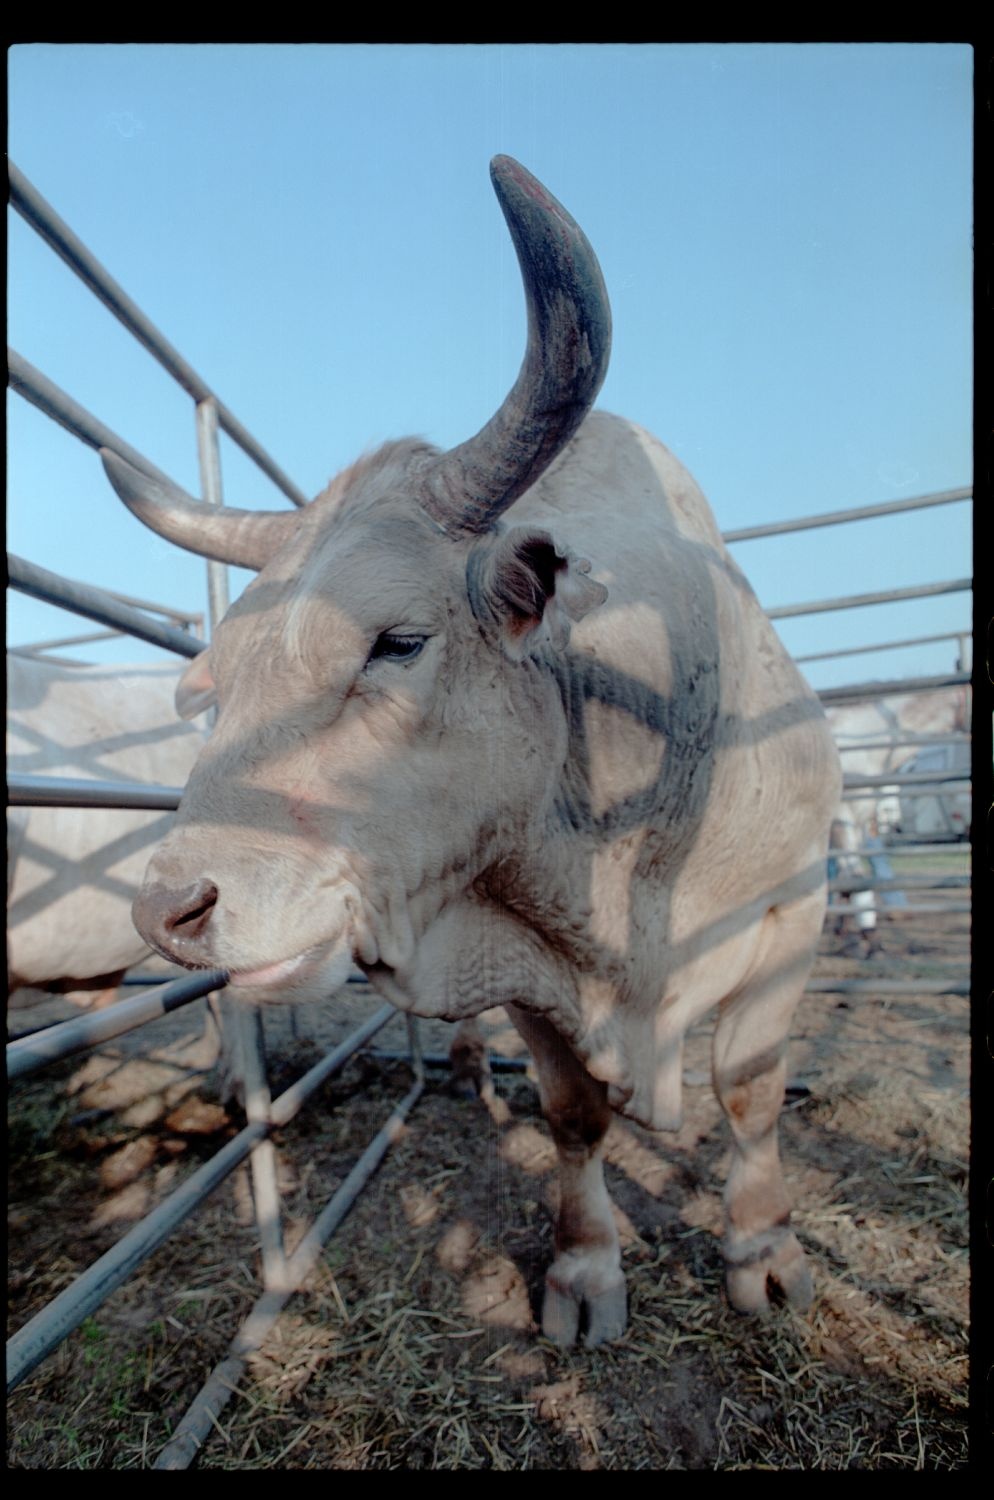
8,910,969,1469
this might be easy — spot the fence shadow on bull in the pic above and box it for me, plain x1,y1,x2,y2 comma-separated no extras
6,161,972,1468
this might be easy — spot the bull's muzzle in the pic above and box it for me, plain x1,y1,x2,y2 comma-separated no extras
133,876,219,968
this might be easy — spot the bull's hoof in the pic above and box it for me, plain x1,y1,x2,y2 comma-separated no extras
541,1272,627,1348
724,1230,812,1315
448,1075,481,1101
447,1045,493,1103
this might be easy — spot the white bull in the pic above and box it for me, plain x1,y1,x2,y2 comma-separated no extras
99,156,841,1344
7,655,205,1001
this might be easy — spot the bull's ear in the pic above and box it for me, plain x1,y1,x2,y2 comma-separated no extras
468,526,607,661
175,651,217,719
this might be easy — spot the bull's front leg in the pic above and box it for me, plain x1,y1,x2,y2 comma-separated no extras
507,1004,626,1348
398,899,625,1344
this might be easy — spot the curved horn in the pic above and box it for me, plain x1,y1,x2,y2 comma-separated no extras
100,449,301,571
417,156,612,536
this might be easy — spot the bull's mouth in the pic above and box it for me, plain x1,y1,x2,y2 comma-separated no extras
222,932,356,1003
226,950,312,990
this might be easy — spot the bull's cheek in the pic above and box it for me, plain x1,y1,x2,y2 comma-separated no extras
282,937,355,1004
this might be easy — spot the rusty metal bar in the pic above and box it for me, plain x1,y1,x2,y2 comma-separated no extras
7,555,206,659
7,773,183,809
722,486,971,543
9,163,308,508
5,971,226,1081
769,578,971,621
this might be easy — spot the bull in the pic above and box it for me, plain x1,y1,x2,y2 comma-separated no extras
7,655,205,1004
99,156,840,1345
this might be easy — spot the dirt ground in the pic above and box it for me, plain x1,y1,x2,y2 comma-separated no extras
7,894,970,1470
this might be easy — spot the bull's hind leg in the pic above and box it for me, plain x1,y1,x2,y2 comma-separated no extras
712,897,823,1315
507,1004,626,1347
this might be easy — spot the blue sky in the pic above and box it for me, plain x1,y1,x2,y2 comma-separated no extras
7,43,973,690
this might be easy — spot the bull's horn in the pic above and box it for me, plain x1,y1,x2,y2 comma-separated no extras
417,156,612,536
100,450,301,570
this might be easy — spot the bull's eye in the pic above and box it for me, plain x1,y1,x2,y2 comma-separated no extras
367,632,426,665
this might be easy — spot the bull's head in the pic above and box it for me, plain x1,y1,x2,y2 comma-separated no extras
101,157,611,1004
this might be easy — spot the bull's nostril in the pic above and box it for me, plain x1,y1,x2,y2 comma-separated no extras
165,881,219,934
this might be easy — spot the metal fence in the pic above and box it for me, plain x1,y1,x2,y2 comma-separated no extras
7,584,203,667
6,163,430,1464
6,163,972,1463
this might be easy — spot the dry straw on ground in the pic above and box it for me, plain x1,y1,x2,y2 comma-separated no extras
8,906,969,1469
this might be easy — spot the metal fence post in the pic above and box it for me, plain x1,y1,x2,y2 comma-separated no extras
195,394,287,1290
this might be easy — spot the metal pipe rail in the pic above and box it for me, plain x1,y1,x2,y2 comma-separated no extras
828,874,969,894
842,787,970,805
9,163,309,509
836,736,970,753
721,485,971,543
844,843,971,858
817,671,970,706
7,773,183,809
6,1120,267,1393
841,769,971,790
5,171,431,1467
6,1003,397,1394
768,578,970,622
6,970,226,1081
9,349,188,486
806,977,970,996
9,578,202,652
795,630,967,665
155,1070,425,1470
845,846,971,858
82,588,202,629
826,901,970,916
7,555,206,659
